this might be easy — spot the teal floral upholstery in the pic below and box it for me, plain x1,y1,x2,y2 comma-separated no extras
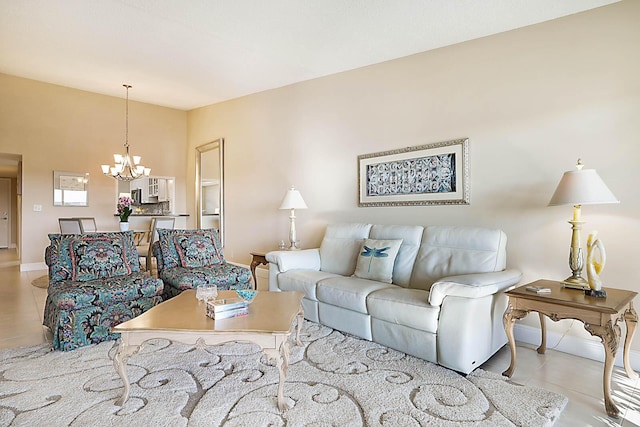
44,232,164,351
153,229,251,300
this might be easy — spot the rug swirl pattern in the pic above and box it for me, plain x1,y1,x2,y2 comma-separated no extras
0,321,566,426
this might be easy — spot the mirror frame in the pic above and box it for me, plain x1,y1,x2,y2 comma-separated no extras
195,138,224,245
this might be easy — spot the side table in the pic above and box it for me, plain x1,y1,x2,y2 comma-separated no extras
502,279,638,418
249,252,268,290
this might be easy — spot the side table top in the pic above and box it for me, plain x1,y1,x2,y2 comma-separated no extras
507,279,637,315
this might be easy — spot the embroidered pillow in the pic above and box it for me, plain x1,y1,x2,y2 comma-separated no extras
353,239,403,283
158,229,224,268
69,233,137,281
174,232,223,267
48,232,138,283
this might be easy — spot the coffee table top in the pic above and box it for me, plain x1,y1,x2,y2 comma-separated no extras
113,290,304,334
507,279,637,315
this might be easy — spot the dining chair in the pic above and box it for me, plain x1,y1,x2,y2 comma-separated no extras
74,217,97,233
138,217,176,271
58,218,82,234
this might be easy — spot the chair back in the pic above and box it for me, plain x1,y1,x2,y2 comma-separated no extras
151,217,176,242
58,218,82,234
75,217,97,233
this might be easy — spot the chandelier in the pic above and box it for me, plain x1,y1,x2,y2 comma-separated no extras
101,84,151,181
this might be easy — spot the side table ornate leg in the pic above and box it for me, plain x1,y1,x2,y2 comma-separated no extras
585,319,622,418
502,303,529,378
537,312,546,354
623,303,639,380
113,339,141,406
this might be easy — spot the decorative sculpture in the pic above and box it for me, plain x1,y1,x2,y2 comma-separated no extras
585,231,607,298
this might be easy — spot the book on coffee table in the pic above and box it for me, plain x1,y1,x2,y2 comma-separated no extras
207,297,248,312
206,305,249,319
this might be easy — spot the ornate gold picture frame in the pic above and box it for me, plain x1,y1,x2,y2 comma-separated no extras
358,138,469,207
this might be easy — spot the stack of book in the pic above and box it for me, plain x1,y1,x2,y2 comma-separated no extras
205,297,249,319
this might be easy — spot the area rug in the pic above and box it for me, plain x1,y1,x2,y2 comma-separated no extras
0,321,567,426
30,275,49,289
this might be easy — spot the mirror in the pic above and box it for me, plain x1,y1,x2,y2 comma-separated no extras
117,176,175,215
54,170,89,206
196,139,224,244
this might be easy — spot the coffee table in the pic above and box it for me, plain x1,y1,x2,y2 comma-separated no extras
111,290,304,411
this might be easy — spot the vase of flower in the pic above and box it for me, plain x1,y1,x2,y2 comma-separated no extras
117,196,133,232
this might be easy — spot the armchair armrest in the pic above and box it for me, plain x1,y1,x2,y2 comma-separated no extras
266,249,321,273
428,269,522,306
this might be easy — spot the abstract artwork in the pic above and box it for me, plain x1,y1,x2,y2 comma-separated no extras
358,138,469,206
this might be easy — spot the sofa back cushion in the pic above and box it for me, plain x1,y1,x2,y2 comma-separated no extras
319,223,372,275
157,229,224,269
369,224,424,287
409,226,507,291
47,232,140,283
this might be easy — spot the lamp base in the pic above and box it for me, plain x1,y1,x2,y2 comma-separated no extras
561,276,589,290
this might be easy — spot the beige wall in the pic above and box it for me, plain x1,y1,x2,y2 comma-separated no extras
188,2,640,350
0,75,188,266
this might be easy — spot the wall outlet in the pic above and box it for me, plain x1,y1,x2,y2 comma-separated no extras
33,204,42,212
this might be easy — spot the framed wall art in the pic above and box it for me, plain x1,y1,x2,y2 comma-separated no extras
358,138,469,207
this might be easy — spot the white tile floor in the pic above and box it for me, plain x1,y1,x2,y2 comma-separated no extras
0,247,638,426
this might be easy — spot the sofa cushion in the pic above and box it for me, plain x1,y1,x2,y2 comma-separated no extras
410,226,507,291
158,229,224,269
47,232,140,284
277,269,342,301
367,287,440,333
369,224,424,287
319,223,372,276
353,239,403,283
316,276,395,314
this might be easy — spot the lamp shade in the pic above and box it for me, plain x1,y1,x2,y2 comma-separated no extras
548,169,619,206
279,186,307,210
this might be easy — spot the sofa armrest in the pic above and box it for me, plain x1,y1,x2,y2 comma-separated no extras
266,249,321,273
428,269,522,307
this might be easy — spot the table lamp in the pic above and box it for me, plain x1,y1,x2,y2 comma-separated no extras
548,159,619,289
279,186,307,250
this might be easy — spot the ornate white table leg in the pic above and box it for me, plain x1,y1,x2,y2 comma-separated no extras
263,336,292,412
113,339,141,406
623,303,639,380
502,304,529,378
585,319,622,418
295,308,304,346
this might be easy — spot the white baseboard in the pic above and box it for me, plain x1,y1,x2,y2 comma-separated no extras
514,323,640,372
20,262,47,272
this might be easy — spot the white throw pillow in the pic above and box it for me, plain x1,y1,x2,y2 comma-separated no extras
353,239,403,283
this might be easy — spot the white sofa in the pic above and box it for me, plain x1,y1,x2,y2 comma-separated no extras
266,223,522,374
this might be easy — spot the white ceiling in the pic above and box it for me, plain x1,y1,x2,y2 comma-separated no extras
0,0,619,112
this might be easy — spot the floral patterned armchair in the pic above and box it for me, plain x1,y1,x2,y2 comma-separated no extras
44,231,164,351
152,228,251,300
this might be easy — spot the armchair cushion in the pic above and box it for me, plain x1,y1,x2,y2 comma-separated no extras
159,264,251,300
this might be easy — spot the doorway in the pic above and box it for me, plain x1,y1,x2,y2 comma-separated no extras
0,153,22,262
